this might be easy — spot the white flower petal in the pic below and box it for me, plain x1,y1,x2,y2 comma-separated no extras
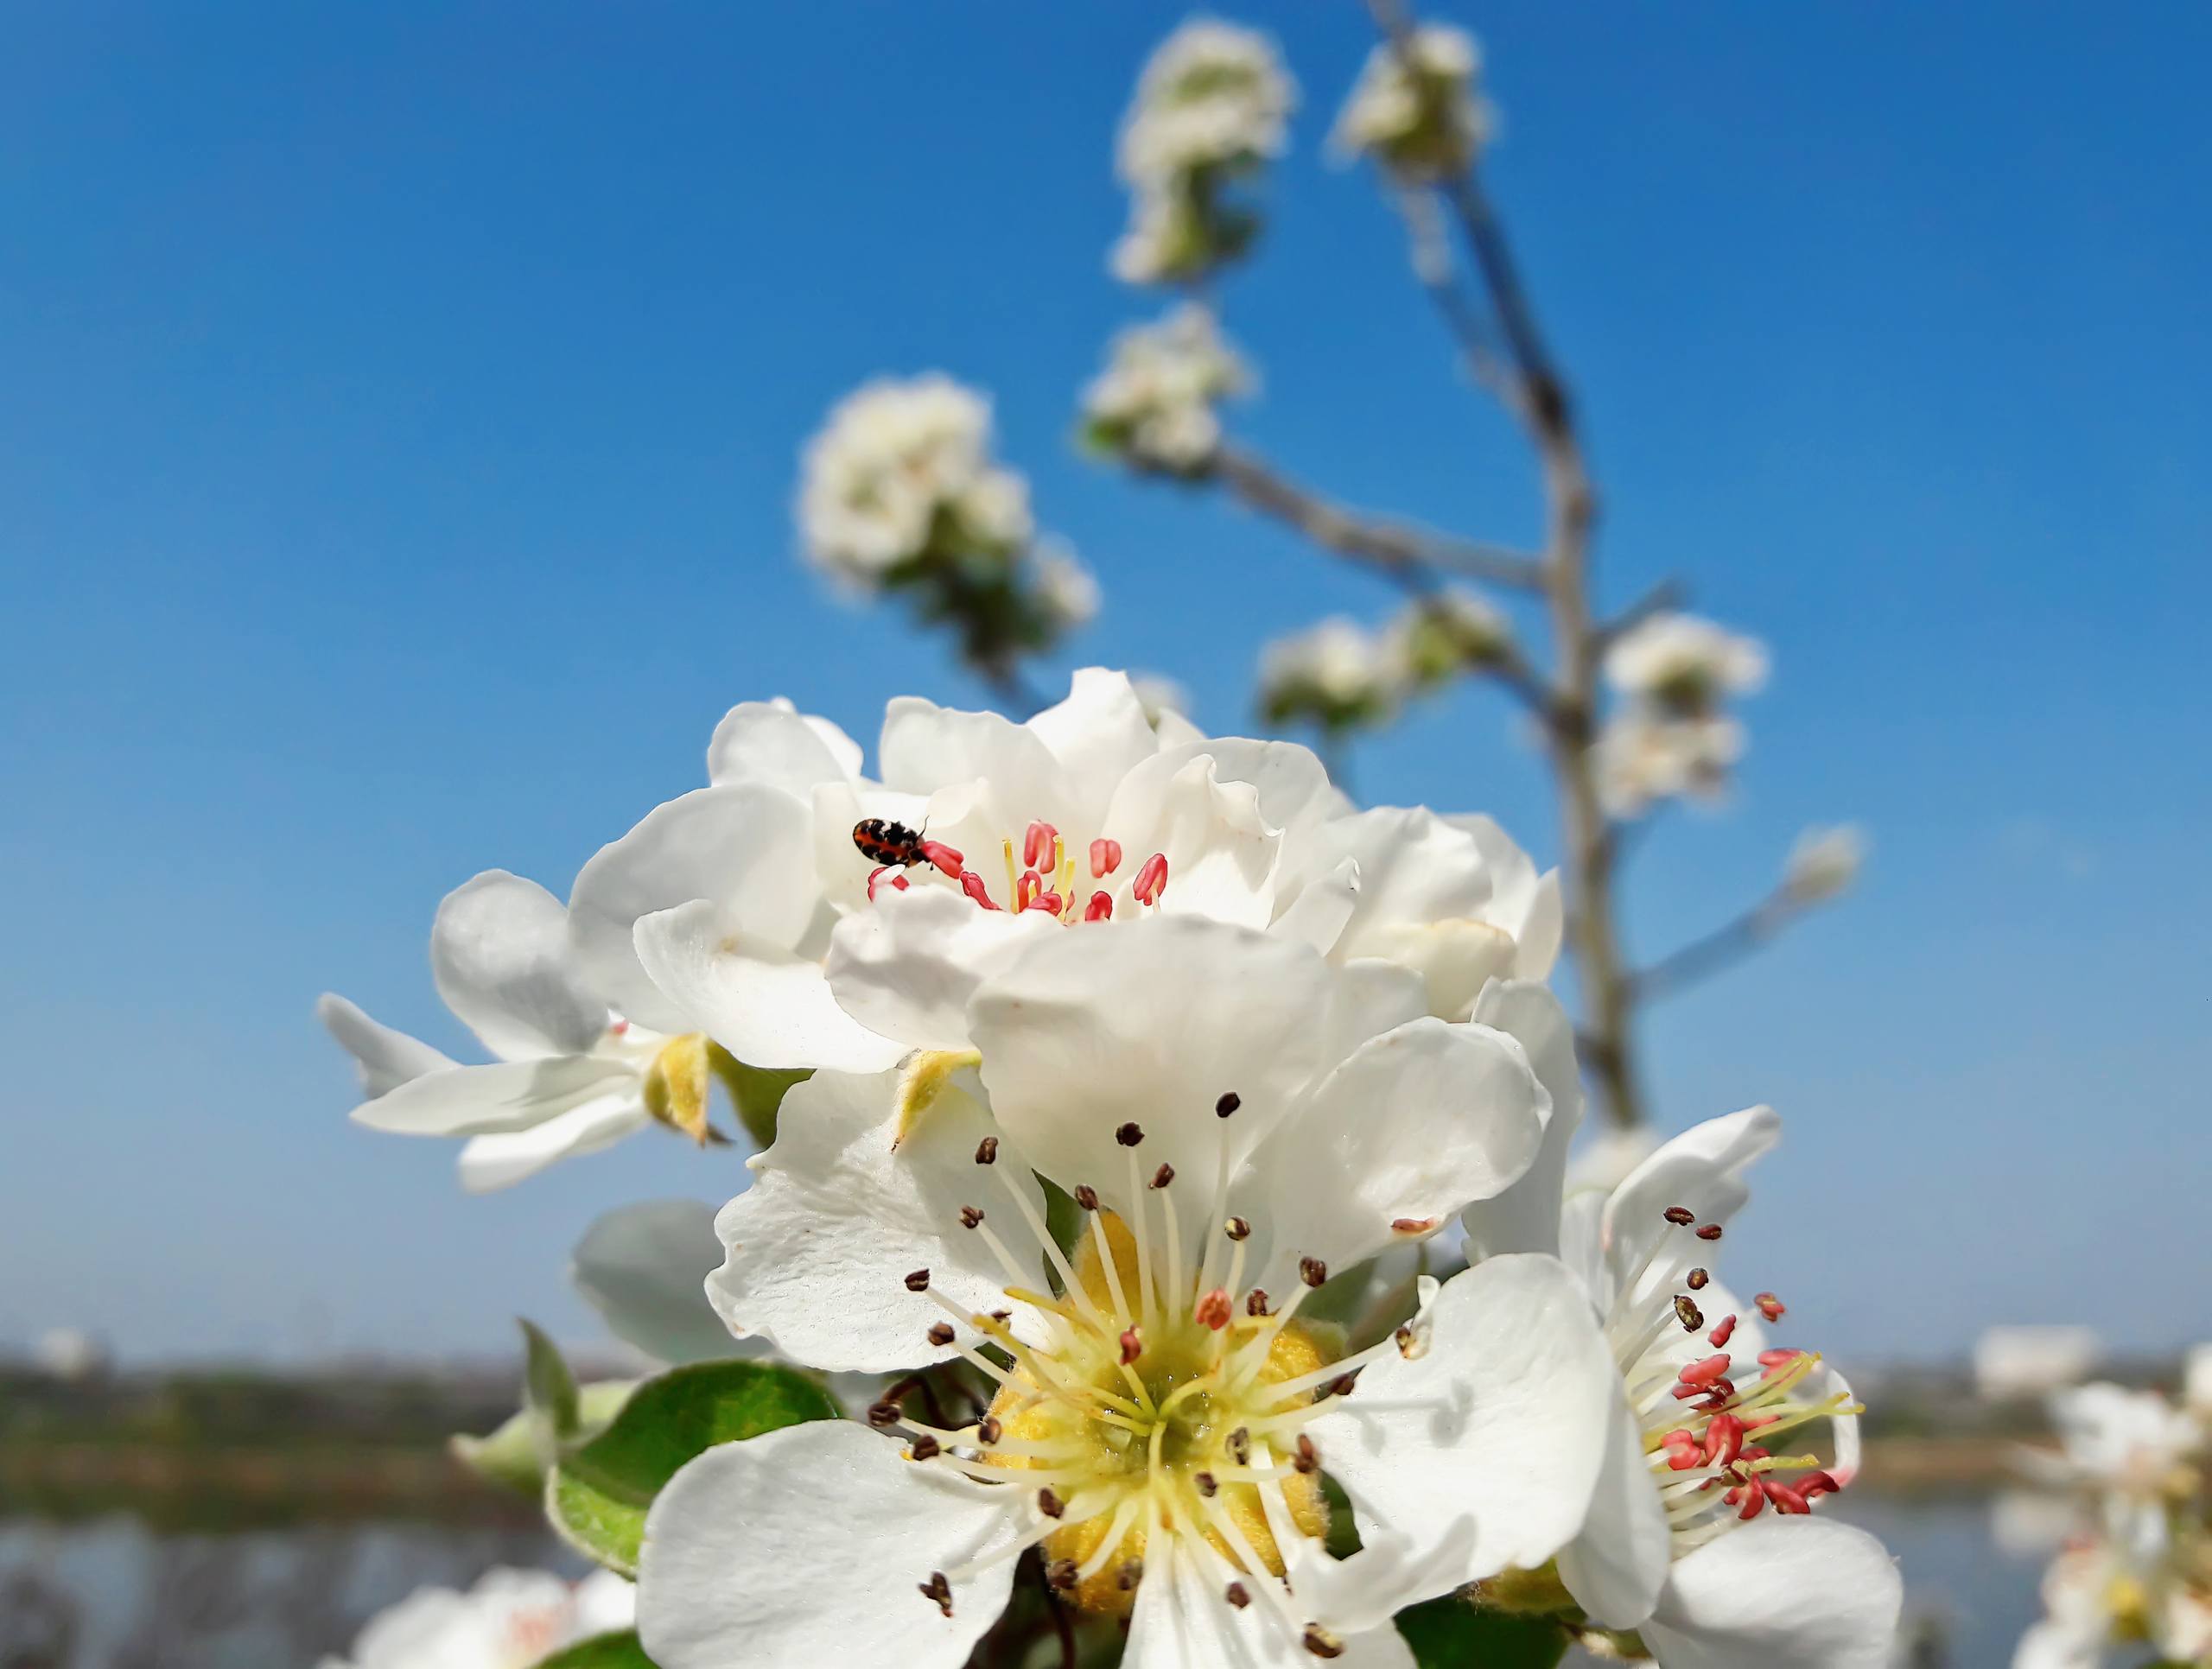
1112,753,1281,928
633,900,906,1073
1445,812,1562,981
455,1095,651,1192
706,1068,1046,1374
1264,1019,1547,1273
349,1056,639,1137
707,700,864,794
969,918,1337,1212
574,1199,759,1366
1148,737,1338,835
825,886,1055,1052
1555,1393,1672,1628
1460,981,1583,1261
1125,1535,1311,1669
569,785,823,1035
637,1421,1020,1669
880,696,1077,831
1272,855,1360,954
316,993,456,1099
1026,668,1161,823
1310,1254,1618,1585
1640,1518,1903,1669
431,870,611,1060
1602,1105,1780,1305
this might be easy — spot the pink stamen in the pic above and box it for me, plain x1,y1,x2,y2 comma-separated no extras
1763,1478,1812,1514
1016,869,1042,911
1758,1349,1803,1374
1708,1315,1737,1349
1678,1354,1733,1390
1024,822,1058,869
921,840,964,879
1084,891,1114,922
1702,1413,1745,1469
1194,1289,1232,1330
1738,1483,1767,1520
960,871,1001,911
868,866,910,901
1797,1469,1844,1501
1025,891,1064,916
1090,838,1122,879
610,1019,630,1037
1755,1291,1787,1322
1133,852,1168,906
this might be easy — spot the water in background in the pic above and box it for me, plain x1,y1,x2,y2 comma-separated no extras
1,1500,2036,1667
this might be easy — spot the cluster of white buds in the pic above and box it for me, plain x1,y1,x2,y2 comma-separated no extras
1332,23,1494,184
1257,616,1404,735
1080,304,1250,474
798,374,1095,678
1112,19,1296,285
1596,612,1769,816
1782,823,1866,906
1388,588,1512,689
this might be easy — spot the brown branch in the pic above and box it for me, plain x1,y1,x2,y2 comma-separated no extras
1633,892,1805,1006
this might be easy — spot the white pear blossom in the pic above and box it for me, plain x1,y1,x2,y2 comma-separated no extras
1783,823,1867,904
1595,612,1767,816
1447,987,1899,1666
321,1567,632,1669
1594,708,1747,816
641,916,1620,1669
1082,304,1250,473
798,374,1033,584
576,667,1557,1072
1258,616,1403,732
1387,588,1510,687
1605,612,1768,714
1332,24,1493,183
321,872,715,1190
1033,542,1102,630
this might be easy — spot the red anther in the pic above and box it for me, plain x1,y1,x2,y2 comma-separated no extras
1025,822,1058,869
1755,1291,1787,1322
1797,1469,1844,1501
1738,1444,1771,1463
1194,1288,1233,1330
1026,892,1064,916
610,1019,630,1036
1084,891,1114,922
1696,1223,1724,1241
1671,1382,1708,1401
1662,1428,1696,1450
1758,1348,1804,1374
1133,852,1168,905
1119,1327,1143,1365
1763,1479,1812,1514
1702,1414,1745,1469
1738,1483,1768,1520
1721,1485,1744,1507
1016,869,1042,911
1708,1315,1738,1349
1700,1380,1737,1407
868,866,911,901
1741,1412,1780,1431
922,840,965,879
1667,1444,1703,1472
1090,837,1122,879
1679,1354,1734,1389
959,870,1001,911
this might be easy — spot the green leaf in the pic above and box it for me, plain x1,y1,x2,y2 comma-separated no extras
1394,1596,1572,1669
709,1047,810,1150
547,1360,840,1576
520,1318,582,1442
454,1380,639,1496
534,1631,657,1668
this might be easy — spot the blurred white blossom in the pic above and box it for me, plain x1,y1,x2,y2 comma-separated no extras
1388,588,1510,688
1597,613,1768,815
1081,304,1249,472
1594,708,1745,816
1605,612,1768,714
1333,23,1494,183
798,375,1033,584
1783,823,1867,904
321,1568,632,1669
1260,615,1404,732
1030,543,1101,631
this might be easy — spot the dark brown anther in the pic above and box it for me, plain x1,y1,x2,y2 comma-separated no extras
867,1399,903,1429
1395,1323,1415,1355
1674,1296,1705,1333
1116,1121,1145,1146
905,1269,931,1292
1326,1374,1358,1399
1224,1215,1251,1241
974,1136,999,1165
1117,1559,1144,1591
1300,1256,1328,1288
1246,1288,1271,1317
1074,1184,1100,1211
918,1571,953,1616
1294,1434,1319,1475
1046,1558,1078,1592
926,1323,956,1348
978,1416,1003,1445
1696,1223,1724,1242
1038,1487,1065,1519
1303,1623,1346,1658
1216,1091,1242,1118
1193,1471,1217,1498
909,1434,941,1462
1225,1581,1251,1609
1663,1205,1696,1226
959,1205,985,1229
1228,1427,1251,1464
1150,1162,1175,1190
1688,1267,1711,1291
990,1308,1012,1324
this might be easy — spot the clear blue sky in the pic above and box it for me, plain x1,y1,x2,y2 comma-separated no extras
3,3,2205,1368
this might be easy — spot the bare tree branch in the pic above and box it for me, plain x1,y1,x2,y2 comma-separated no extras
1598,577,1690,647
1632,892,1805,1006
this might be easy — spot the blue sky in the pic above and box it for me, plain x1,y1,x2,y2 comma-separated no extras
2,3,2205,1368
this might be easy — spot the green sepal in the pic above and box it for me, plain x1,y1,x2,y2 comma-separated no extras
1394,1594,1573,1669
533,1630,657,1668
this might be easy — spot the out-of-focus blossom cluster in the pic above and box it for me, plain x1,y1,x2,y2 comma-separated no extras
1112,18,1295,283
2012,1373,2212,1668
1597,612,1769,816
1259,590,1510,741
321,1568,632,1669
1332,22,1494,183
798,374,1094,676
1783,823,1866,905
1080,304,1250,473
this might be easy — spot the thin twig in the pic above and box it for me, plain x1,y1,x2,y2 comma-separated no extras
1212,445,1546,591
1597,577,1689,647
1633,892,1801,1005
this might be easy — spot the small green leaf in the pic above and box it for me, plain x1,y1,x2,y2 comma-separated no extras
534,1631,657,1668
548,1360,840,1576
709,1046,810,1150
520,1318,582,1442
1394,1596,1572,1669
454,1380,639,1496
